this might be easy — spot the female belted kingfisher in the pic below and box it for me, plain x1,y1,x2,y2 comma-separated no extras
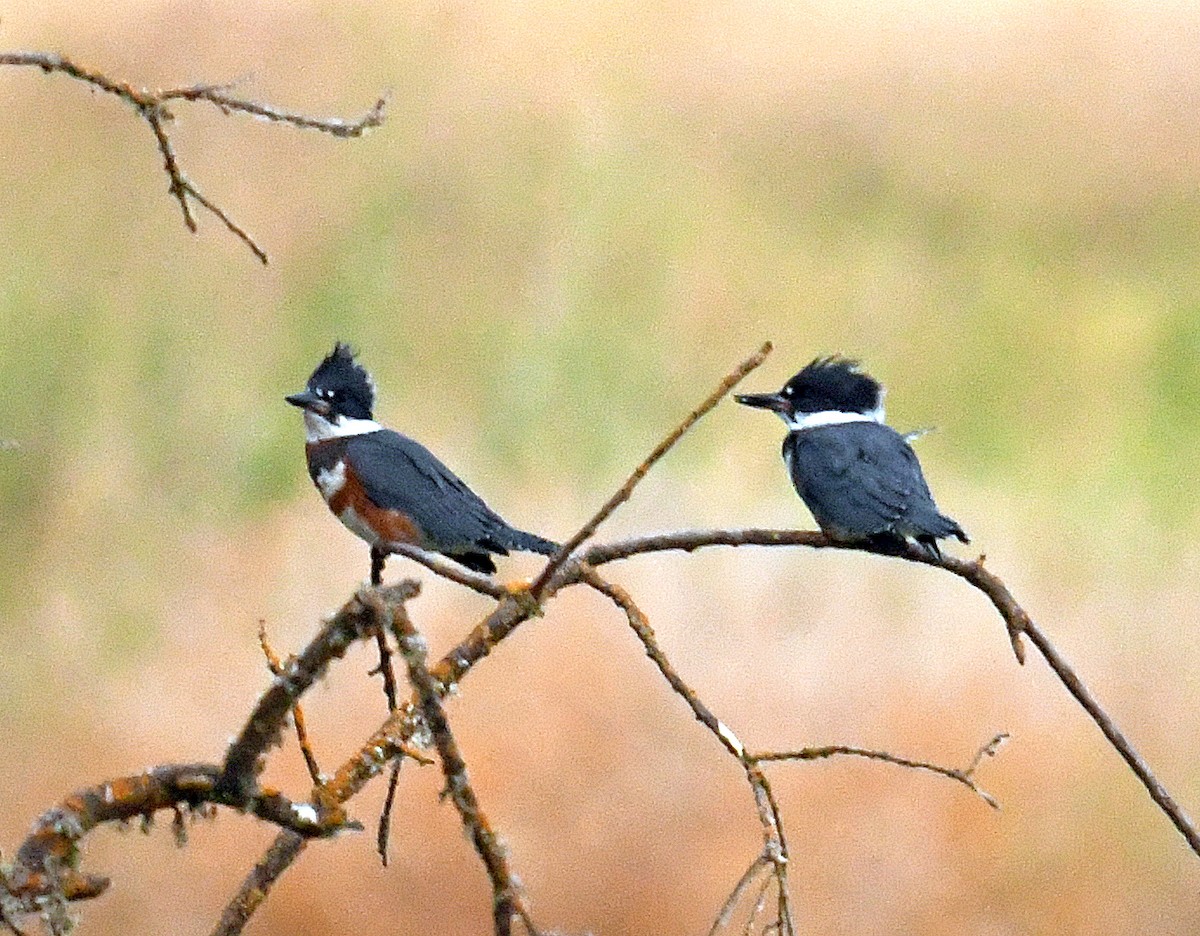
736,356,968,559
287,343,558,574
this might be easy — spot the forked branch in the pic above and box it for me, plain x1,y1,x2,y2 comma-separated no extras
0,51,387,263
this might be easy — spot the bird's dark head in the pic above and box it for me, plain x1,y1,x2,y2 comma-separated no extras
736,356,885,430
286,343,380,439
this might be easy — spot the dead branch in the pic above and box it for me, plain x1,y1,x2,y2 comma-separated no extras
580,567,795,935
217,581,419,801
382,591,539,936
0,51,386,263
1,764,357,919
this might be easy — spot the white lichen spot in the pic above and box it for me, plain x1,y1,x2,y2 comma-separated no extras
408,721,433,750
292,803,319,825
716,720,745,757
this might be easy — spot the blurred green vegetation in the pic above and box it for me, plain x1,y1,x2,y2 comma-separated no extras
2,1,1199,640
3,7,1200,934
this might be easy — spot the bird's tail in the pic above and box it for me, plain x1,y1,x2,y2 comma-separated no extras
507,528,560,557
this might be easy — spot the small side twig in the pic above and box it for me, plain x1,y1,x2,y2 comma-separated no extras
258,622,323,786
580,568,794,936
0,51,387,263
751,733,1009,810
368,545,405,867
707,855,770,936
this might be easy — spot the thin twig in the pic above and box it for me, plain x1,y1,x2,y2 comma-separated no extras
744,866,776,936
376,760,403,868
0,51,386,263
751,733,1008,810
579,526,1200,854
209,831,305,936
218,581,419,801
257,622,323,786
526,341,773,599
707,855,770,936
381,543,508,599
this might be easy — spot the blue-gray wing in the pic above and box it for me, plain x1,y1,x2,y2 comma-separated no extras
786,423,962,541
345,430,555,555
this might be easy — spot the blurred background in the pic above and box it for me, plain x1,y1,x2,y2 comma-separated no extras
2,1,1200,933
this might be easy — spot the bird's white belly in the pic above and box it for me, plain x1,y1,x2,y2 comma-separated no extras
338,504,381,545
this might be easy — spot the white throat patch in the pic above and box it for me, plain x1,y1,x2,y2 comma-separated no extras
781,406,886,431
303,409,383,443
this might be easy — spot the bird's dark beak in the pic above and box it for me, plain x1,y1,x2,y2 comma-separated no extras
286,389,328,414
735,391,790,414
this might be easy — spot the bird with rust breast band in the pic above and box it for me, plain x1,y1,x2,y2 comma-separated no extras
287,343,558,575
737,356,968,559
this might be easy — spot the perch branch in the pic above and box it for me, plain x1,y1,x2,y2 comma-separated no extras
578,527,1200,855
0,51,386,263
9,343,1190,936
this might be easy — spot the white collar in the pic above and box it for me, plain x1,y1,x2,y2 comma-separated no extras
780,406,885,431
304,410,383,443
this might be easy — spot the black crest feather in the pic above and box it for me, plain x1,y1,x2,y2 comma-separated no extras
307,342,376,420
782,356,882,415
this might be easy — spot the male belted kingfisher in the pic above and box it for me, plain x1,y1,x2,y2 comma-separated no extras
736,356,968,559
286,343,557,574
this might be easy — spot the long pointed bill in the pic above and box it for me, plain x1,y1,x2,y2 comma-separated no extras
285,389,331,415
734,391,790,414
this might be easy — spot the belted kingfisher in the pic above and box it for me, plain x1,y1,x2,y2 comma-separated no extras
286,343,557,574
736,356,968,559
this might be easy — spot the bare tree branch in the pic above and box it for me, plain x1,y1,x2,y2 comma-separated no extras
580,567,796,936
3,344,1195,936
0,51,386,263
217,581,419,800
1,764,358,918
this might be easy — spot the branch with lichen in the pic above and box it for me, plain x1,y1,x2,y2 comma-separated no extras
0,51,386,264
